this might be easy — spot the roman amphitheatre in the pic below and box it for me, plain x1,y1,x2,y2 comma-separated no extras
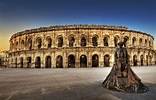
8,24,156,68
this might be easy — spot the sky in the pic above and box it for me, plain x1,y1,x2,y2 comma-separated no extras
0,0,156,51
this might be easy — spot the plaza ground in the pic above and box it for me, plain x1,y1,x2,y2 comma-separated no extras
0,66,156,100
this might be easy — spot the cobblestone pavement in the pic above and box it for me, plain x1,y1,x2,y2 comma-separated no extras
0,66,156,100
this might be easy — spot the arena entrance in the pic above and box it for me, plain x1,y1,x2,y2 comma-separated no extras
92,54,99,67
133,55,137,66
27,57,31,68
80,55,87,67
35,56,41,68
45,56,51,68
104,55,110,67
20,57,23,68
56,56,63,68
68,55,75,68
140,55,144,66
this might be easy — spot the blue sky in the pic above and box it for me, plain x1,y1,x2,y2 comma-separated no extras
0,0,156,51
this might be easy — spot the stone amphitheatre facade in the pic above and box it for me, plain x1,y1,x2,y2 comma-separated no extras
8,25,156,68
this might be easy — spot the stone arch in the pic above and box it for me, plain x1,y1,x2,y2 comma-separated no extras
46,36,52,48
36,37,42,49
68,35,75,47
56,55,63,68
114,35,120,47
16,41,18,50
45,56,51,68
27,38,32,50
68,54,75,68
133,55,137,66
27,57,31,68
140,55,144,66
145,39,147,46
132,37,136,46
124,36,129,47
149,41,151,47
104,35,109,47
57,36,63,47
80,55,87,67
104,54,110,67
146,55,148,65
92,54,99,67
81,36,87,47
21,40,24,48
149,55,152,65
92,35,98,47
20,57,24,68
35,56,41,68
139,38,143,46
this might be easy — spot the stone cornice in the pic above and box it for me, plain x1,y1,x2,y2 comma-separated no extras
10,24,154,40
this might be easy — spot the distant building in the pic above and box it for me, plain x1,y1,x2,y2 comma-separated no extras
8,24,156,68
0,50,9,67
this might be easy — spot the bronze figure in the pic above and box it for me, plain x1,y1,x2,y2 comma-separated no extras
102,41,148,93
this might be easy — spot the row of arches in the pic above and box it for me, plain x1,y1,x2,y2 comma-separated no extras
12,54,111,68
11,35,153,51
12,53,153,68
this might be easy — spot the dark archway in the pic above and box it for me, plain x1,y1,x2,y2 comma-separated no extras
132,37,136,46
104,55,110,67
81,37,86,47
139,38,142,46
133,55,137,66
36,37,42,49
69,37,75,47
146,55,148,65
104,36,109,47
20,57,23,68
92,36,98,46
35,56,41,68
56,55,63,68
27,57,31,68
47,37,52,48
114,36,119,47
45,56,51,68
140,55,144,66
68,55,75,68
124,36,129,47
15,58,17,68
80,55,87,67
92,54,99,67
149,56,152,65
58,37,63,47
28,38,32,50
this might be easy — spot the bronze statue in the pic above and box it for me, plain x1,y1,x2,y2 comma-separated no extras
102,41,148,93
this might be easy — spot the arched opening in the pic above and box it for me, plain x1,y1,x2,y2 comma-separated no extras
124,36,129,47
133,55,137,66
104,36,109,47
80,55,87,67
92,54,99,67
15,58,17,68
81,37,86,47
140,55,144,66
58,37,63,47
139,38,142,46
47,37,52,48
21,40,24,48
146,55,148,65
35,56,41,68
92,36,98,46
28,38,32,50
114,36,119,47
45,56,51,68
16,42,18,50
69,37,75,47
68,55,75,68
20,57,23,68
132,37,136,46
104,55,110,67
27,57,31,68
37,38,42,49
56,55,63,68
149,41,151,47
